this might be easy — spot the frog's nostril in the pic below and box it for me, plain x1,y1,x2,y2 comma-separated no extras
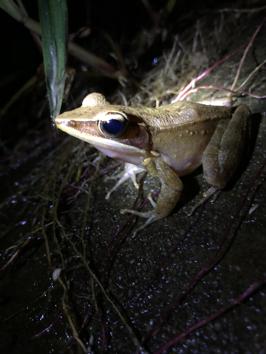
69,120,77,127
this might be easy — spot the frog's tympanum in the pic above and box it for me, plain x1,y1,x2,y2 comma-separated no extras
55,92,250,231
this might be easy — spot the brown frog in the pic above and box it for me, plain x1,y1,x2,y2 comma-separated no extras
55,92,250,232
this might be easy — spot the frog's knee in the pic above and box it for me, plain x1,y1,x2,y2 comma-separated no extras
233,104,251,118
203,168,228,189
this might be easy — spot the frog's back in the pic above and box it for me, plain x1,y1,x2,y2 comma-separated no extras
120,101,232,129
155,101,232,128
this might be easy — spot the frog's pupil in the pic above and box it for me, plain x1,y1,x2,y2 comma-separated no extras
101,119,126,136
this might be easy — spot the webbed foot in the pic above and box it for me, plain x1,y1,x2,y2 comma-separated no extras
105,163,145,200
120,209,159,236
187,186,220,216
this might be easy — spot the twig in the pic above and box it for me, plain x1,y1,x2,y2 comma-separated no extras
174,84,266,101
230,17,266,91
173,18,266,102
42,212,52,267
217,6,266,13
154,280,266,354
59,276,88,353
173,45,244,101
237,58,266,91
0,222,53,271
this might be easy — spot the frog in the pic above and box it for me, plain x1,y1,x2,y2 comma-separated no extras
55,92,250,232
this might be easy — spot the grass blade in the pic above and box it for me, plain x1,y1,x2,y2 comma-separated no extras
38,0,67,119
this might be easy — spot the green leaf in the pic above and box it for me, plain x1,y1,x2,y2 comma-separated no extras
38,0,67,119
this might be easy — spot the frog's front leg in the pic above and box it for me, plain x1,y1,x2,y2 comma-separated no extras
146,157,183,218
121,157,183,233
105,163,145,200
202,104,250,188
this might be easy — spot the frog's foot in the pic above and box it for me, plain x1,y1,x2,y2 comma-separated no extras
105,163,145,200
188,186,220,216
120,209,159,236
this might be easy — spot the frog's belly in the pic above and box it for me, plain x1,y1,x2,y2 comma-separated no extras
162,152,203,176
155,126,215,176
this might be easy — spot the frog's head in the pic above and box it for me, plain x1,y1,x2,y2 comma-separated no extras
55,93,151,165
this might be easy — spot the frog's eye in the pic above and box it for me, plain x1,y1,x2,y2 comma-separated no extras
98,112,128,137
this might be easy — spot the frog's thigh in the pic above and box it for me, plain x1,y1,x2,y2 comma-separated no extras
144,157,183,218
202,104,250,188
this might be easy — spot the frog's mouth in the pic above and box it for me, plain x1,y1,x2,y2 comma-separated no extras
55,118,147,164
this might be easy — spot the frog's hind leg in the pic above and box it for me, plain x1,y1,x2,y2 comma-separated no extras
202,104,250,189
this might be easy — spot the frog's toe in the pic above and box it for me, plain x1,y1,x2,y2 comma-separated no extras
187,186,219,216
120,209,160,236
105,163,145,200
120,209,153,218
